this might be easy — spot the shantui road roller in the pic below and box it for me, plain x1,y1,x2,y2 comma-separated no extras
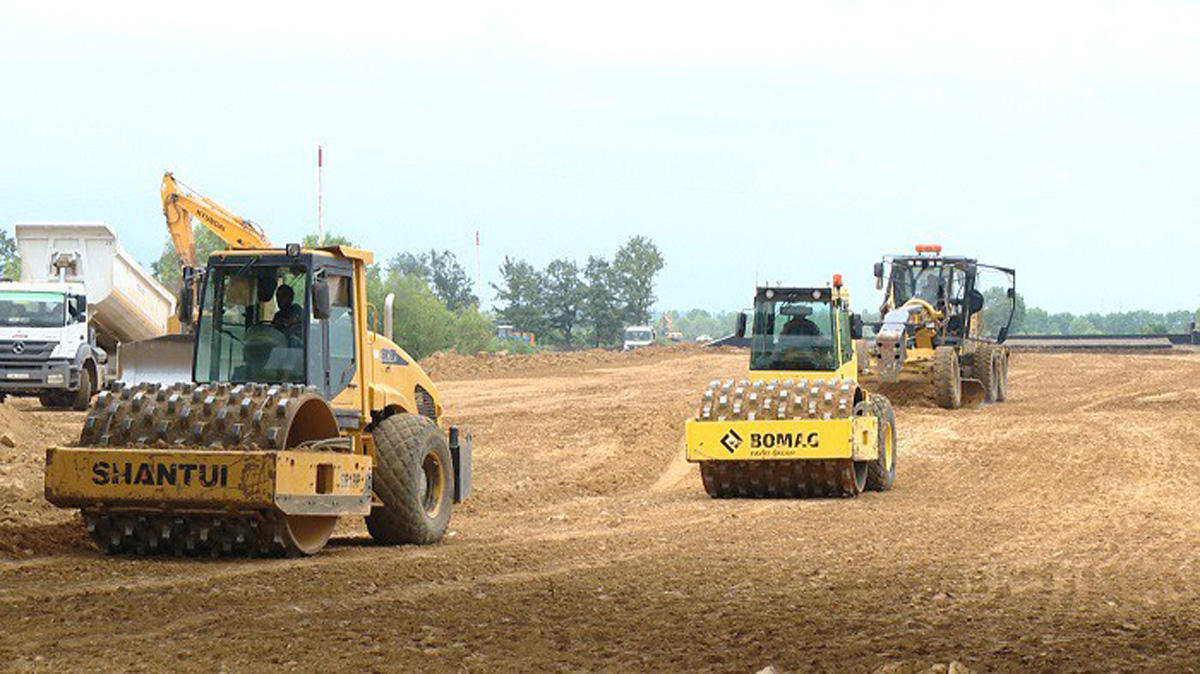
43,174,471,556
685,276,896,497
858,244,1016,409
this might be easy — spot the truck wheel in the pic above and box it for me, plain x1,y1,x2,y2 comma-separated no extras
865,395,896,491
366,413,454,545
71,366,93,411
932,346,962,409
973,346,998,403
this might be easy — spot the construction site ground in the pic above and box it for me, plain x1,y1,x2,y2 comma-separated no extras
1,346,1198,671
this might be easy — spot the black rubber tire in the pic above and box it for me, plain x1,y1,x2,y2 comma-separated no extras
71,366,93,411
996,350,1010,402
38,392,59,408
366,413,454,545
972,346,998,403
865,394,897,491
932,346,962,409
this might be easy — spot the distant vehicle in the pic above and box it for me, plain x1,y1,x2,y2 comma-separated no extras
0,224,173,409
695,334,712,343
496,324,536,347
661,312,684,342
622,325,656,350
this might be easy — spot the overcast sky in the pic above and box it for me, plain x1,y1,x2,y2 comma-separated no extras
1,1,1198,314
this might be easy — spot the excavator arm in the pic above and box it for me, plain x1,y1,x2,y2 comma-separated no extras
161,172,271,267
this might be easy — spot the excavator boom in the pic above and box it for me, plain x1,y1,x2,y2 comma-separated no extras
161,172,271,268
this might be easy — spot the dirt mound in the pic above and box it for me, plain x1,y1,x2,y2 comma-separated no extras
419,343,719,381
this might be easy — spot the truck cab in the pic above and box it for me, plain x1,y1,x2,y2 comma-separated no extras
622,325,656,350
0,281,103,408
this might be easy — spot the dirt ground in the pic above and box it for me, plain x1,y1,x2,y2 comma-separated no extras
1,347,1198,672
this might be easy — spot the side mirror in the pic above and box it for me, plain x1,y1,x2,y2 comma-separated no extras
873,262,884,290
965,289,984,315
734,312,748,338
177,287,193,325
850,313,864,340
997,326,1009,343
312,279,332,320
1007,287,1015,299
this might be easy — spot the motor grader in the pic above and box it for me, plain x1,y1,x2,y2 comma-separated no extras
686,277,896,497
859,244,1016,409
44,240,471,557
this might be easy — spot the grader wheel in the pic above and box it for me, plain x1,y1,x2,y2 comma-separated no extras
996,350,1010,402
932,346,962,409
77,381,344,557
973,346,999,403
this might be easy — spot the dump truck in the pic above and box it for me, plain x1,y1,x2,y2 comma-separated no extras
0,224,174,408
859,244,1016,409
44,178,471,557
685,277,896,497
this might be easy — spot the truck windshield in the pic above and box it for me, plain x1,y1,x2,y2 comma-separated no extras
625,329,652,342
0,291,66,328
750,299,837,371
194,263,308,384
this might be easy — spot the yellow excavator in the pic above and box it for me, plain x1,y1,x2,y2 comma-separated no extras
44,173,472,556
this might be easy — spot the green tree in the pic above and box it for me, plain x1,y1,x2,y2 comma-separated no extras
1067,315,1100,335
388,250,477,311
612,236,665,325
150,227,224,293
383,273,457,359
491,257,546,335
0,229,20,279
302,232,357,248
981,287,1024,338
543,258,584,343
581,256,623,347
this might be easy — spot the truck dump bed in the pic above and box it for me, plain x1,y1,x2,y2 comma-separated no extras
15,223,174,344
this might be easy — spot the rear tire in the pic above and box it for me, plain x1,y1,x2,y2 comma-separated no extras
71,366,93,411
932,346,962,409
865,394,897,491
996,350,1010,402
366,413,454,545
973,346,998,403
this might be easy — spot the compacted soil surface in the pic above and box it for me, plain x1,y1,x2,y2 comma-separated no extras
1,347,1197,672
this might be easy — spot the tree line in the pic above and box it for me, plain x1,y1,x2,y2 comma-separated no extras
145,228,666,357
490,236,665,347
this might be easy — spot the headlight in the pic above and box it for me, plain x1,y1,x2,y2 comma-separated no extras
47,373,64,384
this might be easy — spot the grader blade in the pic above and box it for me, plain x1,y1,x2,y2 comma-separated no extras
959,377,987,408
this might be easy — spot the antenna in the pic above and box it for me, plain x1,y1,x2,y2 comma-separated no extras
317,145,324,245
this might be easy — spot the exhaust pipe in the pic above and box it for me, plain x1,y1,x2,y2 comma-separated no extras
383,293,394,341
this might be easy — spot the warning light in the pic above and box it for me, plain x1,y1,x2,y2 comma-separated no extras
915,244,942,254
832,274,843,287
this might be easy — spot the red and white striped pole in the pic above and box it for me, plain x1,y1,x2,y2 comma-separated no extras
475,229,482,306
317,145,324,246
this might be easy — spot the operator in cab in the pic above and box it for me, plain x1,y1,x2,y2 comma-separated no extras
781,305,821,336
272,284,303,346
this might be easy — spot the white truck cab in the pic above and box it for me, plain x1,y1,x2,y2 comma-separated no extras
622,325,657,351
0,280,103,408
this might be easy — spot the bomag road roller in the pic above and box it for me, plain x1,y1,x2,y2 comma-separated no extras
859,244,1016,409
685,276,896,497
44,243,471,556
